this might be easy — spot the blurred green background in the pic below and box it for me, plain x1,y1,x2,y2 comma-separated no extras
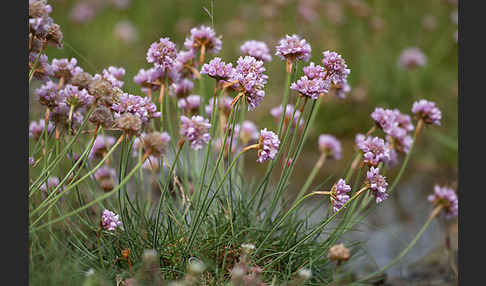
43,0,458,189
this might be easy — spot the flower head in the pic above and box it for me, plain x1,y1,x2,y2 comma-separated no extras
49,58,81,81
36,81,61,108
114,20,139,44
275,34,312,62
398,47,427,70
40,176,60,194
334,81,351,99
321,51,350,85
256,128,280,163
102,66,125,88
184,25,222,55
146,37,178,71
411,99,442,125
178,95,201,115
200,57,234,81
328,243,350,262
59,84,94,108
90,135,116,159
231,56,268,94
94,166,117,191
428,185,458,219
112,93,160,124
303,62,326,80
330,179,351,212
367,167,388,203
29,119,54,140
291,75,329,99
180,115,211,150
357,136,390,166
240,40,272,62
101,209,122,231
240,120,259,144
171,78,194,98
318,134,342,160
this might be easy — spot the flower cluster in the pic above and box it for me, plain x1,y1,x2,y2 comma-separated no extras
29,0,63,49
200,57,234,81
90,136,116,159
398,47,427,70
371,107,414,154
240,40,272,62
275,34,312,62
40,176,60,194
356,135,391,166
321,50,350,86
230,56,268,110
290,74,329,99
330,179,351,212
60,84,94,109
171,78,194,98
112,93,161,124
94,166,117,192
180,115,211,150
411,99,442,126
428,185,458,219
318,134,342,160
146,37,178,71
178,95,201,115
49,58,82,81
366,167,388,203
256,129,280,163
101,209,123,231
29,119,54,140
184,25,222,55
101,66,125,88
239,121,259,144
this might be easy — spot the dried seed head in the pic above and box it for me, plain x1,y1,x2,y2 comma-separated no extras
46,23,63,48
142,132,171,157
100,179,115,192
88,78,114,99
116,113,142,136
328,243,350,262
71,71,93,89
89,106,114,128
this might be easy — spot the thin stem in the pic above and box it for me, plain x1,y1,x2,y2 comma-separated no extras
358,205,443,282
277,63,294,138
31,151,151,232
296,152,327,200
388,119,423,194
31,133,124,220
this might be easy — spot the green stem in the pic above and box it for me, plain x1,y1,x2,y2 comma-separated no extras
30,133,124,222
296,152,327,200
277,67,294,138
358,205,442,283
31,152,150,232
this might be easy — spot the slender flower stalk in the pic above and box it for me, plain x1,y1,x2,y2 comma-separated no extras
296,152,326,199
30,133,125,220
358,205,443,282
31,149,151,232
